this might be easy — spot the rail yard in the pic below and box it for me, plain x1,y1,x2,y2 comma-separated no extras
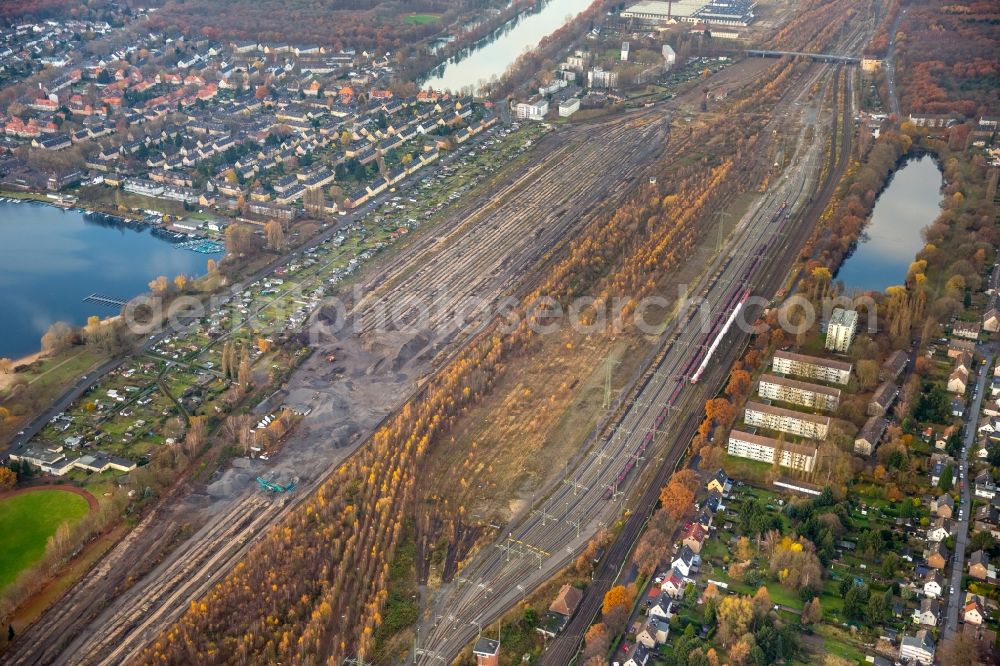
416,59,854,664
4,93,678,666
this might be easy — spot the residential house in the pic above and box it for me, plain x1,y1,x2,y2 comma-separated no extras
705,468,732,495
868,381,898,417
899,629,935,665
671,546,700,577
975,505,1000,539
621,643,651,666
536,584,582,638
912,598,940,626
948,366,969,394
647,592,674,620
932,493,954,519
930,461,948,487
948,340,976,359
659,569,685,598
926,541,949,570
854,416,888,456
922,571,943,599
635,617,669,649
984,305,1000,334
880,349,909,381
964,600,986,626
682,523,708,554
969,549,992,580
703,490,725,514
951,397,966,418
953,321,981,340
926,517,953,542
975,469,997,499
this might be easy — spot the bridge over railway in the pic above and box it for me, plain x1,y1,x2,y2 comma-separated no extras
746,49,860,63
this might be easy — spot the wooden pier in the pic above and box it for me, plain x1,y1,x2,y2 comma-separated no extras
84,293,127,308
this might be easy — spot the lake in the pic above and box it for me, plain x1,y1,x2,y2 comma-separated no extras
0,201,221,359
835,155,944,292
422,0,591,94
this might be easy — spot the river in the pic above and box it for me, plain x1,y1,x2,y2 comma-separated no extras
835,155,944,292
0,201,221,359
422,0,592,94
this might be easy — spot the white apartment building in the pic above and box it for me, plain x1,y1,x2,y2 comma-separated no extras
558,98,580,117
662,44,676,68
514,96,549,121
757,373,840,411
744,401,830,440
772,350,852,385
587,66,618,89
825,307,858,352
727,430,817,472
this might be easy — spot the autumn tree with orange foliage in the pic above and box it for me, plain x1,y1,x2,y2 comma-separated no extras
659,468,700,521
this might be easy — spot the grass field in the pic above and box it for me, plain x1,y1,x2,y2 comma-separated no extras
404,13,440,24
0,490,90,591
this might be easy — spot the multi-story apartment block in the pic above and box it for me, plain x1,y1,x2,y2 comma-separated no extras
727,430,817,472
757,373,840,411
744,401,830,440
772,350,852,385
825,307,858,352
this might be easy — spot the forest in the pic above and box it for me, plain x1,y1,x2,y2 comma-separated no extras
0,0,120,21
895,0,1000,117
141,0,508,56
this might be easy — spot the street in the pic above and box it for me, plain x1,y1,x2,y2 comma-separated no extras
942,349,992,638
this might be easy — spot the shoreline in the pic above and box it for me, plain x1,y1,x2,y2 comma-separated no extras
0,351,45,391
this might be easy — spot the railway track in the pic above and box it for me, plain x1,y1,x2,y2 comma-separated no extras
4,105,678,666
417,61,842,665
539,59,855,666
354,115,668,335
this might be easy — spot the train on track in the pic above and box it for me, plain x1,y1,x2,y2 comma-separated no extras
771,201,789,223
601,234,774,500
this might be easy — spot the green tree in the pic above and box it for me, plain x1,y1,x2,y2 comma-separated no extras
939,464,954,491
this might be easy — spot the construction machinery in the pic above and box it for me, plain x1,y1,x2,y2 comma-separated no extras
256,475,296,493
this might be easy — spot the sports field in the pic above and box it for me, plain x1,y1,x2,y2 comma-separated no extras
404,13,440,24
0,489,91,591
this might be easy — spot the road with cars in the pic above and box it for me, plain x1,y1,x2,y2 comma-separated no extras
943,350,992,638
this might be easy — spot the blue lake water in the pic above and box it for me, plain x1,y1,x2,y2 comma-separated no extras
422,0,591,94
0,201,221,358
835,155,944,292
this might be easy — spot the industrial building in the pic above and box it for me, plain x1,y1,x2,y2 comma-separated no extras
757,373,841,411
621,0,756,26
772,350,852,385
621,0,707,23
10,446,136,476
688,0,757,27
727,429,817,472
